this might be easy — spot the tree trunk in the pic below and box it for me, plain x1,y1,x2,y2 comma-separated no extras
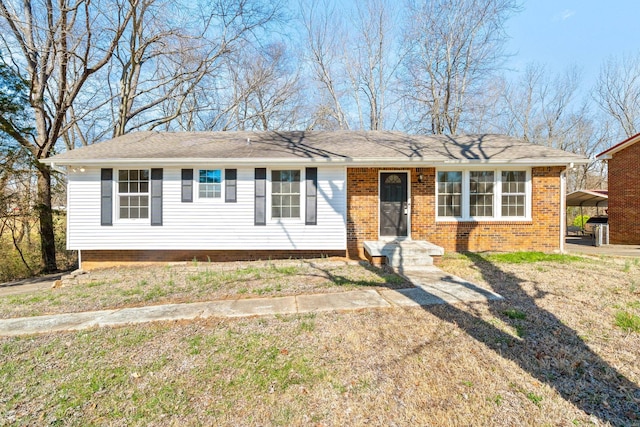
36,163,57,272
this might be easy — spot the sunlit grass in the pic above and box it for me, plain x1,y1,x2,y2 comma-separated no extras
485,252,582,264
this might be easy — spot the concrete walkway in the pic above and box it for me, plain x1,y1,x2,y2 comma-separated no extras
0,266,502,337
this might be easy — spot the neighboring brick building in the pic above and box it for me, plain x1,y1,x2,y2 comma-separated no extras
45,131,587,269
597,134,640,244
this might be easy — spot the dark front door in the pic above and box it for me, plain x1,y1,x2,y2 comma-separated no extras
380,172,408,237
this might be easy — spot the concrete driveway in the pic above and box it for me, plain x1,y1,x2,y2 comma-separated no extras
0,272,64,297
565,236,640,257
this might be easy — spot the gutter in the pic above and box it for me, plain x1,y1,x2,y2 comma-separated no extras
559,164,572,253
41,157,590,168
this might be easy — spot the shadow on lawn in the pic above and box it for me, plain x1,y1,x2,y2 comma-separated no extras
417,253,639,426
299,259,412,290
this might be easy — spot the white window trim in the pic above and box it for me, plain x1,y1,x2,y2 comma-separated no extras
436,168,532,222
196,168,224,202
268,168,305,223
115,168,151,223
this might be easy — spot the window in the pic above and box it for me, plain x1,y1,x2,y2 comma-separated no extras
436,169,529,220
470,171,494,217
118,169,149,219
199,169,221,198
501,171,526,217
272,170,300,218
437,171,462,217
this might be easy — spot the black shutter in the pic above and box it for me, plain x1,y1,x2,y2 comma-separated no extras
225,169,237,203
181,169,193,202
305,167,318,225
100,168,113,226
254,168,266,225
150,168,163,226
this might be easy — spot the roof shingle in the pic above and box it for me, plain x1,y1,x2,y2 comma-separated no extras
46,130,588,166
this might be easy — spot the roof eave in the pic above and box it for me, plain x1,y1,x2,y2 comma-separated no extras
44,156,587,168
596,132,640,159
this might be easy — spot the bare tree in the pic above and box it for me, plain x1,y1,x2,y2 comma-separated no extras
344,0,401,130
0,146,37,277
594,51,640,138
402,0,519,134
501,64,582,149
498,63,608,192
224,43,302,131
300,0,350,130
105,0,283,137
0,0,135,271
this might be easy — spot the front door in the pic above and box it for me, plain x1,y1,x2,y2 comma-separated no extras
380,172,408,237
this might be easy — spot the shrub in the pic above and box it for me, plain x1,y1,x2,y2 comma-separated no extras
573,215,590,228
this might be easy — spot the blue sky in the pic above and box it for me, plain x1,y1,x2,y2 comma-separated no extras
505,0,638,87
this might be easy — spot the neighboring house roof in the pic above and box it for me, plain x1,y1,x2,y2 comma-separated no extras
596,132,640,159
45,131,588,167
566,190,608,207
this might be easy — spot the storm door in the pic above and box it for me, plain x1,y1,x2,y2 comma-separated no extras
380,172,408,237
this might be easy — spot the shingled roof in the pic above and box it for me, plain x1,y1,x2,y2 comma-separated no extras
45,131,588,166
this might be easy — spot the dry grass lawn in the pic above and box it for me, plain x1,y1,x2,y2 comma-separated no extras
0,259,409,319
1,253,639,426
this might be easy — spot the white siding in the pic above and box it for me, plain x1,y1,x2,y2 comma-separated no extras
67,166,347,250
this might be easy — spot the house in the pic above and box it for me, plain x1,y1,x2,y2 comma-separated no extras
44,131,588,270
596,133,640,244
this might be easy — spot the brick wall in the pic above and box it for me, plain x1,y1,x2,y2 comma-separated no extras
81,249,346,270
346,167,385,258
347,166,564,257
608,141,640,244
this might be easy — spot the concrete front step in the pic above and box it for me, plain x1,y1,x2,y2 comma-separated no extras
386,254,433,268
363,240,445,268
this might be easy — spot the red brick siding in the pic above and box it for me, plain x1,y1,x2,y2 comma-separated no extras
608,141,640,244
347,166,564,257
346,167,386,258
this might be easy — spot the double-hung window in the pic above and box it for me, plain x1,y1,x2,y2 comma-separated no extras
118,169,149,219
437,171,462,217
470,171,494,217
501,171,526,217
436,169,530,220
271,170,300,218
199,169,222,199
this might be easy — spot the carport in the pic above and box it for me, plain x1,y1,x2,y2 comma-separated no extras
566,189,608,210
565,189,608,234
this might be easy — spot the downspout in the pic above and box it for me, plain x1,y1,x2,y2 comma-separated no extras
63,163,76,269
559,164,571,253
49,161,67,174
